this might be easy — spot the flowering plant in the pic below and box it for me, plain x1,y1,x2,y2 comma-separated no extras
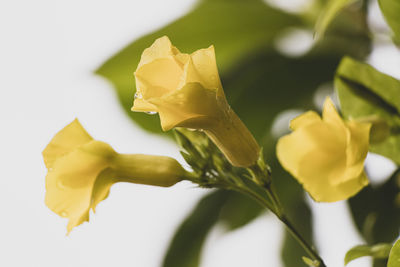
43,0,400,266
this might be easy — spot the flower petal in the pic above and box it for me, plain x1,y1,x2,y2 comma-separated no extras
45,141,116,233
90,168,117,213
345,120,371,166
42,119,92,169
147,82,220,131
305,171,368,202
131,98,158,112
276,132,314,178
135,58,183,96
137,36,181,68
327,120,371,185
178,57,203,89
322,97,347,143
190,45,224,96
289,111,321,131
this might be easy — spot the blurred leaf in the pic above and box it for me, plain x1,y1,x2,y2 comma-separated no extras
282,197,313,267
336,57,400,111
378,0,400,44
162,190,229,267
344,243,392,265
95,0,300,134
388,239,400,267
335,57,400,164
162,189,267,267
315,0,357,38
373,259,388,267
218,191,264,230
349,169,400,246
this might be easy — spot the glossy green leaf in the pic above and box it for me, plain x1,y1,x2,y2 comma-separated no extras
315,0,357,38
378,0,400,44
349,169,400,245
335,57,400,164
162,190,229,267
388,239,400,267
95,0,300,134
344,243,392,265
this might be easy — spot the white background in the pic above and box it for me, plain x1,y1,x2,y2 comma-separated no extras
0,0,398,266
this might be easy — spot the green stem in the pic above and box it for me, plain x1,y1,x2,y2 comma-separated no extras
244,184,326,267
280,214,326,267
242,164,326,267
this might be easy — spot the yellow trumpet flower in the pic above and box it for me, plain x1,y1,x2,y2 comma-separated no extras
276,98,371,202
131,36,260,167
43,119,187,233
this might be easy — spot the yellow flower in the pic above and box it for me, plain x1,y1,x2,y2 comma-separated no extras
132,36,260,167
276,98,371,202
43,119,187,233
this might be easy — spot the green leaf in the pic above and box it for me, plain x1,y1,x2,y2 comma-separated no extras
344,243,392,265
388,239,400,267
162,190,229,267
162,189,266,267
95,0,300,134
315,0,358,39
336,57,400,111
349,169,400,245
282,199,313,267
218,191,264,230
378,0,400,44
335,57,400,164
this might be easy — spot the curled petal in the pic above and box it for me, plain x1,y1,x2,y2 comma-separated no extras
137,36,181,68
42,119,93,169
135,58,183,96
289,111,321,131
190,45,223,95
147,83,221,131
45,141,116,233
322,97,347,144
345,121,371,166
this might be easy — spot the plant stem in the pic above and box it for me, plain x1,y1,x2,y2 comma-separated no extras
264,184,327,267
237,173,326,267
280,214,326,267
245,163,326,266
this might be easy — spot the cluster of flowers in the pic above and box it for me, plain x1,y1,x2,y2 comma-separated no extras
43,36,371,233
